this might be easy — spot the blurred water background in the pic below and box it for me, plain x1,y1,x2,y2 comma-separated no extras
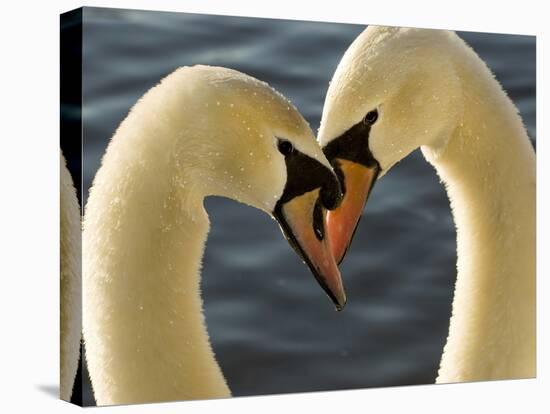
75,7,535,405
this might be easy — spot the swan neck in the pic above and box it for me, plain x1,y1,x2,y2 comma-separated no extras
425,67,536,382
60,154,82,401
83,126,230,404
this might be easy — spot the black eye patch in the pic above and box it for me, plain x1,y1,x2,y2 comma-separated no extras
277,145,341,208
323,113,379,169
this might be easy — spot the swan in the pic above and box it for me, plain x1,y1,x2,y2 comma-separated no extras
318,26,535,383
60,153,82,401
82,65,346,406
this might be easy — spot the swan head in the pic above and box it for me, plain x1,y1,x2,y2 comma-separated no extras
161,66,346,309
317,26,462,262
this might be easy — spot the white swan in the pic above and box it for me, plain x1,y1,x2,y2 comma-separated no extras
83,65,346,405
318,26,535,383
60,153,82,401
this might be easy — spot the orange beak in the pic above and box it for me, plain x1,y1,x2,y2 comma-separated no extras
325,159,379,264
274,189,346,310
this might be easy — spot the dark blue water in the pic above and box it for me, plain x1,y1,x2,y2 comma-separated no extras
80,7,536,405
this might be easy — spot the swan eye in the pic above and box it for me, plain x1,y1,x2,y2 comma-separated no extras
363,110,378,125
278,140,294,156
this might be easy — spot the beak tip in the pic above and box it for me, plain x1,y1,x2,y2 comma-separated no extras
332,291,347,312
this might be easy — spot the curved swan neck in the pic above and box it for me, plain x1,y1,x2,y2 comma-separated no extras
422,45,536,381
83,116,230,404
60,154,82,401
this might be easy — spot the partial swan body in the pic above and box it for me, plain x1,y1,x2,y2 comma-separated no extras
60,153,82,401
83,65,344,405
318,26,535,382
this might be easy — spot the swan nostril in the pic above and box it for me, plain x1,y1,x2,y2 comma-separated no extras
312,199,325,241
